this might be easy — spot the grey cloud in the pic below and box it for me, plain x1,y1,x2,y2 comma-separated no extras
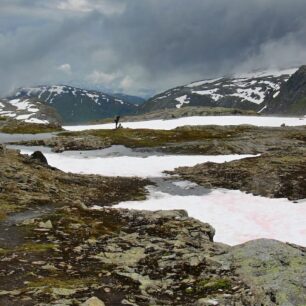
0,0,306,96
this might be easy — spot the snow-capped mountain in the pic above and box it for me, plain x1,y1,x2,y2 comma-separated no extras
261,66,306,115
12,85,137,124
140,68,298,113
0,96,61,124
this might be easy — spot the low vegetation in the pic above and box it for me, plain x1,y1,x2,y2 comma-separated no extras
0,121,63,134
59,125,253,148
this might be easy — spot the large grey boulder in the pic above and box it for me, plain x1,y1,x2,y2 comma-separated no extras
217,239,306,305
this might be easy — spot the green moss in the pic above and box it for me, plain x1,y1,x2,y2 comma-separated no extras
27,276,95,289
0,116,6,121
0,198,20,221
59,127,241,149
0,122,62,134
195,278,232,293
0,243,55,256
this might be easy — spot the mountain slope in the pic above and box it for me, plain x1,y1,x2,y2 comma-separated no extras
12,85,137,124
262,66,306,115
113,93,146,105
140,68,297,113
0,96,62,124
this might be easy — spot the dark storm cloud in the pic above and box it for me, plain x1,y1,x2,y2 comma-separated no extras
1,0,306,96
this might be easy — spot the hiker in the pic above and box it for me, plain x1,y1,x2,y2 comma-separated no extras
114,115,120,129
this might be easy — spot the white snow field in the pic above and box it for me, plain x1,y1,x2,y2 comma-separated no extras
115,186,306,246
18,147,252,177
64,115,306,131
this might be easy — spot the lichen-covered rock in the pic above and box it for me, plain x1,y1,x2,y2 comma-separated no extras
216,239,306,306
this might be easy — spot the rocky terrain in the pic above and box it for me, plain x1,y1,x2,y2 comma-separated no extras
139,68,297,113
10,86,138,124
0,97,62,125
169,151,306,201
16,125,306,155
0,146,305,305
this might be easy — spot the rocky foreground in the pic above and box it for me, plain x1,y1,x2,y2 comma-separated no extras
0,146,305,305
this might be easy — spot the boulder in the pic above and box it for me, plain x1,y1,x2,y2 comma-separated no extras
30,151,48,165
82,296,105,306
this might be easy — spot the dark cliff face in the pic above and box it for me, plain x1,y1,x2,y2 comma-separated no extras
263,65,306,115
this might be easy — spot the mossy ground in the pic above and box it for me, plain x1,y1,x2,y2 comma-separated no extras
0,121,62,134
59,126,253,148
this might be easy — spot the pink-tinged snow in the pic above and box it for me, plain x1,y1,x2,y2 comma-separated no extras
18,149,253,177
64,115,306,131
114,186,306,246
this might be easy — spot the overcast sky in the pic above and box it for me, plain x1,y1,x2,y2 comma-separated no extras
1,0,306,97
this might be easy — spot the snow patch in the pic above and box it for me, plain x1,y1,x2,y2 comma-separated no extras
18,148,253,178
186,78,222,88
115,187,306,246
175,95,190,108
64,116,306,131
192,89,223,101
231,88,266,104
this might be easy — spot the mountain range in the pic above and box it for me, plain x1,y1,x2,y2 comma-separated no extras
139,68,298,114
1,66,306,125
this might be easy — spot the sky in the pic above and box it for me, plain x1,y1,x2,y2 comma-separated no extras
1,0,306,97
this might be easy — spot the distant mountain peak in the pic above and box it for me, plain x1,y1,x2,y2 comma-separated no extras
140,68,298,113
10,85,137,124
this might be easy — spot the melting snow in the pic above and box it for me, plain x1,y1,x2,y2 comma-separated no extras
17,148,253,177
257,105,267,114
17,145,306,246
231,88,266,104
192,89,223,101
175,95,190,108
64,116,306,131
115,186,306,246
25,118,49,124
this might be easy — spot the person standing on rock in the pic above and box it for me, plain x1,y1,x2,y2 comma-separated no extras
114,116,120,129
